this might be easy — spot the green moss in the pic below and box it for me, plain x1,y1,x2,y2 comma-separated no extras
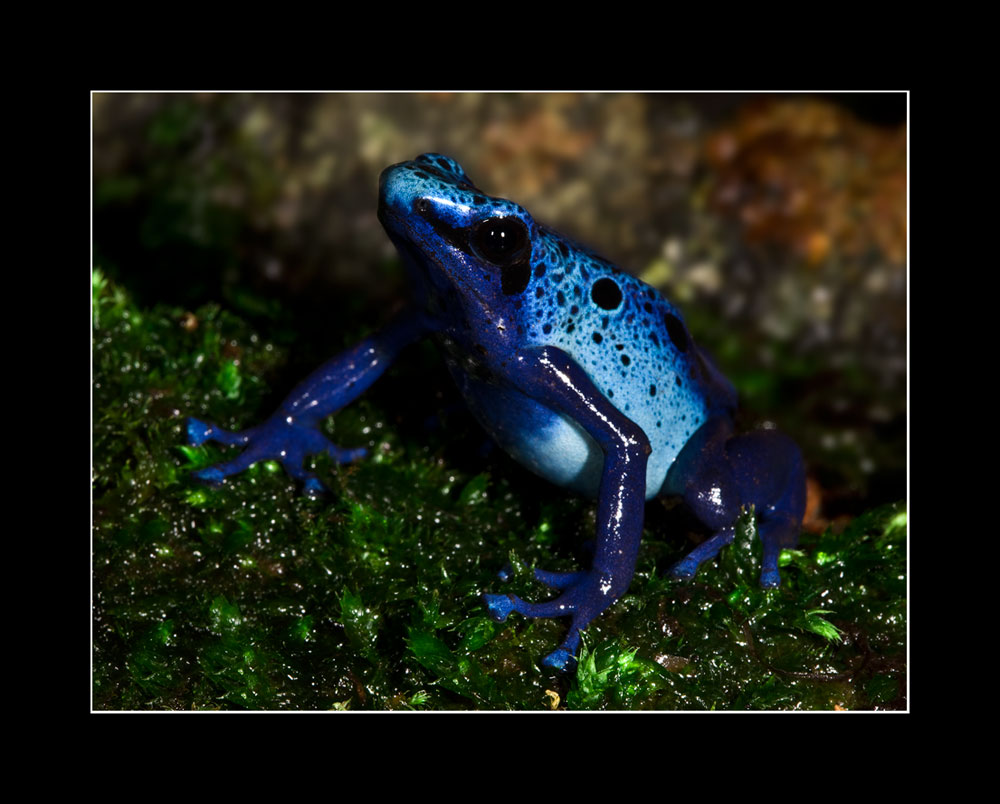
92,272,906,710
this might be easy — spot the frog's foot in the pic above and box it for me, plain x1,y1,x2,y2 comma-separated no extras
186,415,367,494
669,513,801,587
668,525,735,581
187,417,252,448
757,513,801,589
484,570,619,670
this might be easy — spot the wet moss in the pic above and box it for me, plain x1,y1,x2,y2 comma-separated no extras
92,272,905,710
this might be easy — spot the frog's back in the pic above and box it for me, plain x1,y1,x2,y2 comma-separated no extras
506,225,736,499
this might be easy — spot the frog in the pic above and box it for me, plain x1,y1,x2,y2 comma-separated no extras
186,153,807,671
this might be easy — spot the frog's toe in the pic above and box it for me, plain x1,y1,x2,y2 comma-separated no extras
668,559,698,581
303,477,328,496
484,593,517,622
187,417,213,446
187,417,251,448
541,645,577,671
757,514,799,589
192,466,227,486
668,526,735,581
326,444,369,464
278,458,332,495
534,568,586,590
760,566,781,588
193,457,253,485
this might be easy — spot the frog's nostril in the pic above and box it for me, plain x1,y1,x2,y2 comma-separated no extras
414,198,432,216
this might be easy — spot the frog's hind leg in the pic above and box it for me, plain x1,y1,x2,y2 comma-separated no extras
757,512,802,587
668,426,805,588
728,430,806,587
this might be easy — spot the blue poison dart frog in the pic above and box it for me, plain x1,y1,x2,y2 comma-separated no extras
187,153,807,671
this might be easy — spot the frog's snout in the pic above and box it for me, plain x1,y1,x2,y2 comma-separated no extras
377,162,407,228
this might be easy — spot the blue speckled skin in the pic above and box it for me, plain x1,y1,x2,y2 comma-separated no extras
188,154,807,670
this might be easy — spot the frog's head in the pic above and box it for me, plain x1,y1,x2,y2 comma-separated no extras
378,154,538,314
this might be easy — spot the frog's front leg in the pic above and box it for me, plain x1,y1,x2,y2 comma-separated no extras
666,420,806,588
187,307,432,494
483,346,651,670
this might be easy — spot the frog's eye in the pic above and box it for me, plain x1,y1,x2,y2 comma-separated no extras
471,217,529,265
